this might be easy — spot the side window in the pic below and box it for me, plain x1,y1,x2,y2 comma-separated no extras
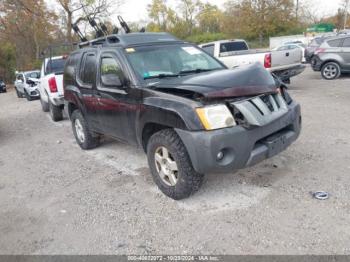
100,56,125,88
202,45,215,56
342,38,350,47
328,39,342,47
80,53,97,86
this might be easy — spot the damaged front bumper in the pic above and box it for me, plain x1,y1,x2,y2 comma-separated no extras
176,101,301,174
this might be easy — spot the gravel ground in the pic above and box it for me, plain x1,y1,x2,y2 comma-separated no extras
0,67,350,255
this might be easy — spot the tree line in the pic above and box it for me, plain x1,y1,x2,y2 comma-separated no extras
0,0,348,82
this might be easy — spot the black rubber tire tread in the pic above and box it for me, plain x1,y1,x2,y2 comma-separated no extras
71,110,100,150
25,90,33,101
40,96,49,112
49,100,63,122
15,88,22,98
147,128,204,200
321,62,341,80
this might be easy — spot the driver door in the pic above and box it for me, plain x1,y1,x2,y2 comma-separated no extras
95,51,141,145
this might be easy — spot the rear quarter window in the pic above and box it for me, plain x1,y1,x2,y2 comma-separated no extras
64,53,81,84
220,42,249,53
342,37,350,47
327,39,342,47
46,58,67,75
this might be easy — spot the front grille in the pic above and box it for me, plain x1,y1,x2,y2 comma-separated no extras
231,93,288,127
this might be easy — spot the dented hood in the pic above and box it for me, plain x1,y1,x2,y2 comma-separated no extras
152,63,277,99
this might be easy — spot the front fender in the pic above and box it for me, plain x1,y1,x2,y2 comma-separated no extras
136,96,204,147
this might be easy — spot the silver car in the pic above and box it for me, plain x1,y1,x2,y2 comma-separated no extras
311,35,350,80
14,71,40,100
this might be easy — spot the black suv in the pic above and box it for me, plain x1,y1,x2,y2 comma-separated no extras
64,33,302,200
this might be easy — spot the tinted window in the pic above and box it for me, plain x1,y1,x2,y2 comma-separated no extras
202,45,214,56
64,53,81,84
80,53,97,85
46,58,67,75
100,57,124,85
342,37,350,47
328,39,342,47
220,42,248,53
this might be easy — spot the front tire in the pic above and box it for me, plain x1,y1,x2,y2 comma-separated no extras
49,100,63,122
71,110,100,150
321,62,341,80
25,90,33,101
147,129,204,200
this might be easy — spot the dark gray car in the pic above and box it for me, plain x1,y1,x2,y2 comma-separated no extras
312,35,350,80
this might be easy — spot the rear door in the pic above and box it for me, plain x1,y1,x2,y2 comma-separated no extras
341,37,350,70
76,51,101,131
94,51,140,145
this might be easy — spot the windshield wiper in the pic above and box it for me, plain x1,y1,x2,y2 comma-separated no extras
144,74,179,80
179,68,218,75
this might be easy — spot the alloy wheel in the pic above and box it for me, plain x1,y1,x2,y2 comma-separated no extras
74,119,85,143
154,146,179,187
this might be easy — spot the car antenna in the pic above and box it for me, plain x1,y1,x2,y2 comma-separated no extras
118,15,131,34
72,22,88,42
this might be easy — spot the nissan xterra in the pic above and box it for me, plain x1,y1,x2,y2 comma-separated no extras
64,33,302,200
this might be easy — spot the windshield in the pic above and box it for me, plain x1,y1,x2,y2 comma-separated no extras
125,44,224,80
25,72,40,79
46,58,66,75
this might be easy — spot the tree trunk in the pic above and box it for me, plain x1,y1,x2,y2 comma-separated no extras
67,11,72,42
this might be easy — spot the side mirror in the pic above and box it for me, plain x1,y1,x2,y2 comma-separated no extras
101,74,125,88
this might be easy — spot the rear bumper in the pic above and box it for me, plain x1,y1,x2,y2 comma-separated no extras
311,56,323,71
273,64,306,81
176,102,301,174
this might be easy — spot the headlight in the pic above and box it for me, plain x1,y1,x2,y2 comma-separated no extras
196,105,236,130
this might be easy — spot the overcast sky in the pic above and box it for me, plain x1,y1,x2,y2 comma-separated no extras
46,0,344,22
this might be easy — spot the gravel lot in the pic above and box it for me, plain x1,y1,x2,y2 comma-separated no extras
0,66,350,255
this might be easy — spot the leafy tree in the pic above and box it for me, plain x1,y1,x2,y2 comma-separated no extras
56,0,123,42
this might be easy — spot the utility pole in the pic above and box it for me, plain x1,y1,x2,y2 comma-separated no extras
345,0,349,30
296,0,299,22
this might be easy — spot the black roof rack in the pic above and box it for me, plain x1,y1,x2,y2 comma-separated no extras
78,32,182,49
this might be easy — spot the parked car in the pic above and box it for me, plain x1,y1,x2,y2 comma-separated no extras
64,33,302,200
311,35,350,80
305,35,335,63
14,71,40,100
38,55,67,121
199,39,305,83
273,43,306,63
0,80,6,93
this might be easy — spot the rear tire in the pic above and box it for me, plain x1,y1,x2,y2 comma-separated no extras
40,96,49,112
49,100,63,122
15,88,21,98
321,62,341,80
71,110,100,150
147,129,204,200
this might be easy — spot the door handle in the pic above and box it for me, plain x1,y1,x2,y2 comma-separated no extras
286,52,290,57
